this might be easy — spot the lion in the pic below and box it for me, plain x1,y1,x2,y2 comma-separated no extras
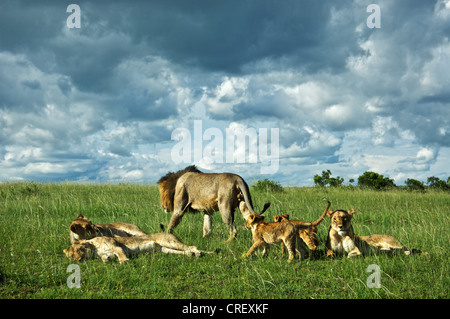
69,214,147,243
158,165,265,242
274,214,318,257
63,236,213,264
242,203,327,262
242,214,299,262
356,234,411,254
273,200,331,258
158,165,202,212
325,208,412,258
238,194,271,220
68,214,218,257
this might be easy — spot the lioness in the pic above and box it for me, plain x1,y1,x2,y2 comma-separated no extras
325,208,412,258
69,214,147,243
158,165,264,242
64,236,204,264
273,200,331,257
69,214,217,257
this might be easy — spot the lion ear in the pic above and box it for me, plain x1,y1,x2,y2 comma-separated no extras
274,215,281,222
348,209,355,216
282,214,289,220
248,214,256,223
327,209,334,217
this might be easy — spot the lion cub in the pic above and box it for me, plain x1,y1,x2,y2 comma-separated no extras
273,200,331,258
64,236,198,264
325,208,411,258
274,214,317,257
242,213,311,262
69,214,147,243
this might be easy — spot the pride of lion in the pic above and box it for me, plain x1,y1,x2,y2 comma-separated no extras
64,165,419,264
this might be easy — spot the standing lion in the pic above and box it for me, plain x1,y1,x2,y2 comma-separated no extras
158,165,262,242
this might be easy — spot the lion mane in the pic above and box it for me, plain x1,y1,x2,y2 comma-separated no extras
157,165,202,212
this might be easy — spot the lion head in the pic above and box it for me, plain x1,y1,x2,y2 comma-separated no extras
328,209,355,234
245,214,265,229
274,214,320,250
69,214,99,241
157,165,202,212
64,241,94,262
240,199,271,221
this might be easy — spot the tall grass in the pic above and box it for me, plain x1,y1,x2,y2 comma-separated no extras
0,182,448,298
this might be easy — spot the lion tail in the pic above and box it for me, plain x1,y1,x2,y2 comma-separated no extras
311,199,331,226
290,199,331,230
236,177,259,215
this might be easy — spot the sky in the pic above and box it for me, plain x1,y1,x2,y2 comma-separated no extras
0,0,449,186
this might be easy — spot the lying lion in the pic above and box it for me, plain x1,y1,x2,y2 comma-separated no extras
64,236,208,264
273,200,331,258
69,214,218,258
325,208,412,258
69,214,147,243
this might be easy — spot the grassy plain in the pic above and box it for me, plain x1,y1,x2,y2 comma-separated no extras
0,182,448,299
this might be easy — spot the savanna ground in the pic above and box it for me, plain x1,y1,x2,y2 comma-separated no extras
0,182,448,299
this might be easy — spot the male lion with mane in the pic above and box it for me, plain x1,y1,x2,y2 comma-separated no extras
158,165,264,242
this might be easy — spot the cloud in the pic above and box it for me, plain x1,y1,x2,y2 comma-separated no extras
0,0,449,185
397,146,439,173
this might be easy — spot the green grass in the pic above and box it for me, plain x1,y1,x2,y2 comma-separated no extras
0,182,448,299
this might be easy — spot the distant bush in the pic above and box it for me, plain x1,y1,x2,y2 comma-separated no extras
357,171,395,190
311,170,450,192
313,170,344,187
405,178,425,192
252,179,284,193
427,176,450,191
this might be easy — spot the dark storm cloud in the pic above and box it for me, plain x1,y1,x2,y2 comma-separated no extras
1,0,362,77
105,0,348,72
